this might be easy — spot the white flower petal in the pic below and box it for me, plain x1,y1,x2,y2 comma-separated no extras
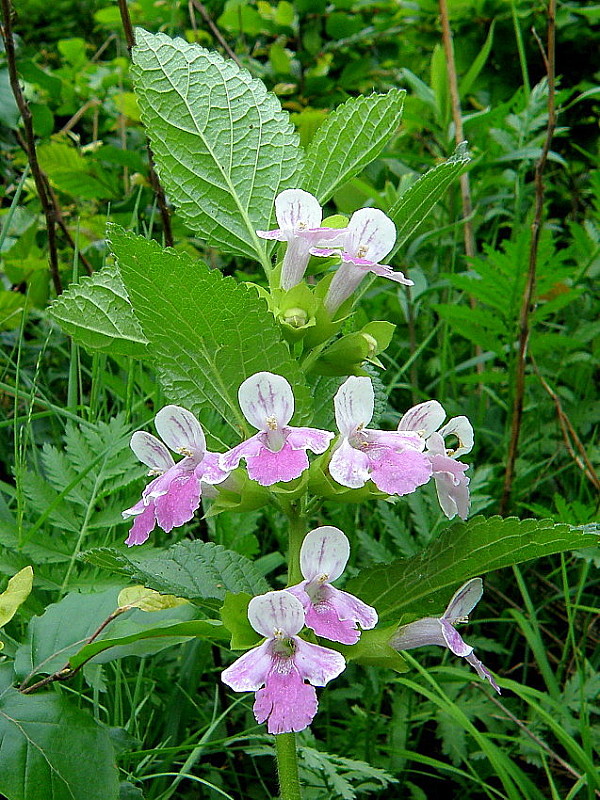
130,431,174,471
439,415,474,457
346,208,396,263
248,590,305,638
239,372,294,431
154,405,206,458
444,578,483,621
275,189,322,232
300,526,350,582
334,376,374,436
398,400,446,438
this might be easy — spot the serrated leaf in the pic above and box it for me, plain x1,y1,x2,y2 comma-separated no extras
109,225,310,426
81,540,270,606
388,142,470,255
348,516,599,622
303,89,405,203
131,28,302,261
48,261,149,357
433,304,505,354
0,688,120,800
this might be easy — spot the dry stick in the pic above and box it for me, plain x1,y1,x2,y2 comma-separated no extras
116,0,174,247
189,0,242,67
1,0,62,294
14,130,95,277
438,0,483,372
500,0,556,514
481,687,600,795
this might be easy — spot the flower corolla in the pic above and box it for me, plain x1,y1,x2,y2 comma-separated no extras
390,577,500,693
287,526,378,644
220,372,334,486
398,400,473,519
122,405,229,546
329,376,432,496
221,590,346,734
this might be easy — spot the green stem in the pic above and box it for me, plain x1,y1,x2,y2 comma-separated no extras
275,732,302,800
286,506,307,586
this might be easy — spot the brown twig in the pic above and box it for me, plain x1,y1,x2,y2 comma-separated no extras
116,0,174,247
189,0,242,67
438,0,483,373
19,607,127,694
1,0,62,294
500,0,556,514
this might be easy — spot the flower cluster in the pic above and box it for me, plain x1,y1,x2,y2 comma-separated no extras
222,526,377,733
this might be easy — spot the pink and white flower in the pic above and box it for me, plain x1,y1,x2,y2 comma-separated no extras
397,400,473,520
310,208,413,315
391,578,500,693
328,377,432,496
122,405,229,546
220,372,334,486
287,526,378,644
221,590,346,734
257,189,346,291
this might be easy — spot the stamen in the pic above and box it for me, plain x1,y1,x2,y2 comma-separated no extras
178,446,194,457
266,415,278,431
356,245,368,258
455,615,469,625
317,573,329,583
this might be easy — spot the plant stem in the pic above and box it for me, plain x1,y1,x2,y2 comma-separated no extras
286,505,307,586
275,732,302,800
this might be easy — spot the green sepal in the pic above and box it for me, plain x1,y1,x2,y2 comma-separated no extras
274,283,318,342
311,321,395,376
329,625,408,672
204,471,272,516
307,453,387,503
220,592,262,650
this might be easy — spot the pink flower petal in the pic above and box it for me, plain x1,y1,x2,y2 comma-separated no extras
245,441,309,485
238,372,294,431
153,471,201,532
303,584,377,645
465,652,501,693
254,660,318,734
219,434,264,472
398,400,446,438
256,228,287,241
440,618,473,657
329,437,371,489
430,454,470,520
130,431,174,472
286,426,334,455
195,452,230,485
334,376,374,436
248,591,305,638
367,447,432,496
154,405,206,460
299,526,349,582
124,502,156,546
220,640,273,692
292,638,347,686
444,578,484,621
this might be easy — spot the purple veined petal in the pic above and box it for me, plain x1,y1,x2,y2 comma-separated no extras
220,640,273,692
238,372,295,431
220,434,264,472
256,228,288,241
444,578,483,621
275,188,322,232
328,437,371,489
130,431,174,472
246,440,310,485
254,661,318,734
143,461,194,500
303,585,378,645
154,405,206,460
465,652,501,694
439,618,474,657
286,426,334,455
248,590,305,639
300,526,350,582
196,452,231,485
293,638,347,686
305,227,348,246
124,502,156,546
367,447,432,496
365,428,425,452
345,208,396,263
363,261,413,285
334,376,374,436
153,471,201,532
398,400,446,438
439,415,474,457
431,455,470,519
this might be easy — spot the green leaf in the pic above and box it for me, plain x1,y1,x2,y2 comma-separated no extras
388,142,470,255
81,540,270,606
48,261,149,357
131,28,302,262
109,225,310,425
303,89,405,203
220,591,261,649
0,69,20,129
433,303,506,354
348,516,600,622
0,688,119,800
459,20,495,99
0,567,33,628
